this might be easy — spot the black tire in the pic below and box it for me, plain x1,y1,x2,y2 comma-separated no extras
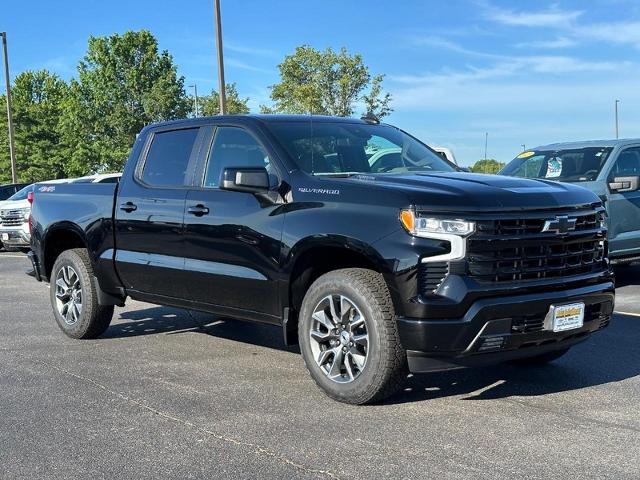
510,347,570,366
50,248,114,339
298,268,408,404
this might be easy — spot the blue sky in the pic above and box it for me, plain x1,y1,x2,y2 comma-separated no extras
4,0,640,166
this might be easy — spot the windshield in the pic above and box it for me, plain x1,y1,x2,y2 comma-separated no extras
7,184,34,201
267,122,457,175
501,147,613,182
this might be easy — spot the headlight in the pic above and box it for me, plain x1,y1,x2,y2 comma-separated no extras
400,209,475,237
400,209,475,263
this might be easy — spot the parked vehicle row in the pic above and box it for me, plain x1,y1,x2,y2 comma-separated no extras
28,114,614,404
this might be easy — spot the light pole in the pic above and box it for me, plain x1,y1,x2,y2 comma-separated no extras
483,132,488,173
1,32,17,183
615,99,620,139
189,84,199,117
213,0,227,115
521,144,526,151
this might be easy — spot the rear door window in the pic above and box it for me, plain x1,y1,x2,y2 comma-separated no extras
141,128,200,187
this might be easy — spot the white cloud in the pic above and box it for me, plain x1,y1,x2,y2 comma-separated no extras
575,21,640,48
482,4,583,27
224,42,279,58
225,58,274,74
515,37,578,49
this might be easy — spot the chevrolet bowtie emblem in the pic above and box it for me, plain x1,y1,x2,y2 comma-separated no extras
542,215,577,234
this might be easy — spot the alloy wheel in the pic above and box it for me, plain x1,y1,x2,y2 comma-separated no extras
309,294,369,383
54,265,83,325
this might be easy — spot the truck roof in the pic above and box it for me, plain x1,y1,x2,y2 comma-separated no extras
146,114,372,131
533,138,640,150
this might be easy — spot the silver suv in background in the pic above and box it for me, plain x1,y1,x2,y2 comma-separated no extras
500,139,640,264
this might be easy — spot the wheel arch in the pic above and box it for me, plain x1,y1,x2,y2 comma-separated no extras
282,235,401,344
42,223,89,281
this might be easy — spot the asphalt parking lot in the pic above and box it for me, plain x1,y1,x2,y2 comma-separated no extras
1,251,639,479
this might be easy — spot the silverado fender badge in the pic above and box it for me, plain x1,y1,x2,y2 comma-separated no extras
298,187,340,195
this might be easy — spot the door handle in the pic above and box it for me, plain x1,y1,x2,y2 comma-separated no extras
187,204,210,216
119,202,137,212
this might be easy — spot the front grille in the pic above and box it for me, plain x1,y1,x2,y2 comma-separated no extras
468,208,607,283
417,262,449,295
0,209,27,227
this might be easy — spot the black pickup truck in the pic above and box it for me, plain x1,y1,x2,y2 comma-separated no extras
29,115,615,404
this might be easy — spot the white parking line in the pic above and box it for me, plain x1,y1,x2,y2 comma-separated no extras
614,311,640,317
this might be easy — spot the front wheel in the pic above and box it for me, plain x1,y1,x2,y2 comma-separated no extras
298,268,408,404
50,248,114,339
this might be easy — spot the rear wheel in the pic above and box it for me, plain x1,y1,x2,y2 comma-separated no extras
50,248,114,339
510,347,570,366
298,268,407,404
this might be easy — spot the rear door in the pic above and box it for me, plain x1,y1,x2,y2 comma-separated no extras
115,125,205,299
182,124,286,320
605,145,640,257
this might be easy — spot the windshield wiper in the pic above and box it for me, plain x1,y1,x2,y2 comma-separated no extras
313,172,361,177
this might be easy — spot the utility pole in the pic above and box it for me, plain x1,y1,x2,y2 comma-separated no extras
213,0,227,114
1,32,17,183
189,84,199,117
615,99,620,139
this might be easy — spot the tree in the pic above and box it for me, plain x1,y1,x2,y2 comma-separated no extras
261,45,392,118
469,158,506,174
196,83,250,116
61,30,190,175
0,70,69,183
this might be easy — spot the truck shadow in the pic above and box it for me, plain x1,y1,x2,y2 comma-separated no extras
105,307,639,404
104,306,300,353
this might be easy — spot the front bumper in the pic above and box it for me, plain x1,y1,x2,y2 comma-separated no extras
0,227,30,248
397,281,614,372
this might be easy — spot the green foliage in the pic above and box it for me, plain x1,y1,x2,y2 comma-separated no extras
0,70,69,183
60,30,190,175
262,45,392,118
195,83,250,116
469,158,506,174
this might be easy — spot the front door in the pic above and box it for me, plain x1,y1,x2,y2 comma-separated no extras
115,125,203,299
606,145,640,257
183,125,285,321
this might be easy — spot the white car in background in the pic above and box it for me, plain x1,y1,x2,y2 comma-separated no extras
0,179,71,252
70,173,121,183
431,147,458,166
367,146,459,172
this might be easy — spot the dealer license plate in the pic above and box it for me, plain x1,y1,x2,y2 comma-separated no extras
551,302,585,332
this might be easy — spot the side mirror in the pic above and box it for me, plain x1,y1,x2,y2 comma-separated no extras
608,176,639,193
221,167,270,193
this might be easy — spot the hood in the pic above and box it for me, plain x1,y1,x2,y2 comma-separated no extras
342,172,601,212
0,199,30,212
